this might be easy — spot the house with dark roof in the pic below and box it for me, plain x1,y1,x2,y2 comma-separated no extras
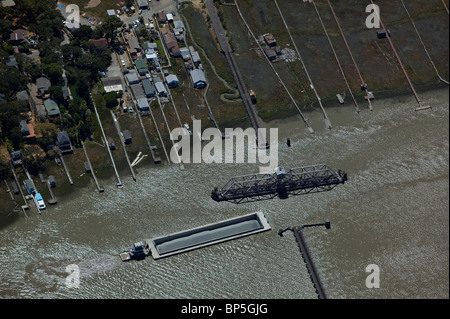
8,29,28,44
127,35,141,60
158,12,167,23
123,130,132,144
135,58,148,76
161,27,181,57
142,79,156,98
10,150,22,166
263,34,277,47
57,131,73,154
263,46,277,61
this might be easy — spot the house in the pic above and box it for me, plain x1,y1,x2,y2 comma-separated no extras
158,12,167,23
161,27,181,57
135,58,148,76
173,20,185,31
48,176,56,188
123,130,132,144
23,179,36,194
263,33,277,47
36,77,51,97
155,82,167,97
127,35,141,60
137,97,150,111
165,74,179,88
101,77,123,93
44,99,60,118
131,84,145,99
377,29,391,39
5,55,18,68
10,150,22,166
57,131,73,154
126,71,139,85
20,120,30,136
9,28,28,44
142,79,156,98
137,0,148,9
179,47,191,60
107,9,116,16
166,13,174,23
190,69,207,89
16,90,29,101
263,46,277,61
1,0,16,7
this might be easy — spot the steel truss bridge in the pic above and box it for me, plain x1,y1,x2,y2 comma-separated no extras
211,165,348,204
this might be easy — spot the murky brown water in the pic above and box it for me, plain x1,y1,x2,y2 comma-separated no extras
0,88,448,299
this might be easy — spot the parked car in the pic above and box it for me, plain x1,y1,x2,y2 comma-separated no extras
121,59,126,66
129,106,134,113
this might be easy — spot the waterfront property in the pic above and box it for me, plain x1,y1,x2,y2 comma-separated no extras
57,131,73,154
123,130,132,144
137,97,150,111
166,74,179,88
142,79,156,98
155,82,168,96
190,69,207,89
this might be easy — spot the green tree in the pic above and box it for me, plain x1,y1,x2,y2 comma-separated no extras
104,91,118,108
43,63,63,85
100,16,123,44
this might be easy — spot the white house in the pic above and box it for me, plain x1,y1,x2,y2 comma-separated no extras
190,69,207,89
165,74,179,88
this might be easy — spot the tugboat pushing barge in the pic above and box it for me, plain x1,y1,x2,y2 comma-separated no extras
119,241,150,262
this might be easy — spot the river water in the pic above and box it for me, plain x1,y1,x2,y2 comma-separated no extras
0,88,448,299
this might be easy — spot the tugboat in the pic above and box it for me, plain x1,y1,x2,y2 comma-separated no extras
119,240,150,262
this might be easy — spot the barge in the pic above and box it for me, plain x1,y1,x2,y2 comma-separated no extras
119,212,271,261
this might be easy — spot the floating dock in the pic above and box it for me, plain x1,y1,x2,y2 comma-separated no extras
147,212,271,260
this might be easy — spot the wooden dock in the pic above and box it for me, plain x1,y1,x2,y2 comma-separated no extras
38,172,58,204
9,162,29,214
81,140,104,192
58,152,73,185
91,93,122,187
111,111,137,181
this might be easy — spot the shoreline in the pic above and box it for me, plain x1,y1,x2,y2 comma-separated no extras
1,85,448,218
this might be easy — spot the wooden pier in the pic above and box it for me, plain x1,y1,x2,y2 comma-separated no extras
58,152,73,185
81,140,104,192
111,111,137,181
272,0,330,130
90,93,122,187
38,172,58,204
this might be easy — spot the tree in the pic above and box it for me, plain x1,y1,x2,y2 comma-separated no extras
42,63,63,85
48,85,64,104
100,16,123,44
104,91,118,108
